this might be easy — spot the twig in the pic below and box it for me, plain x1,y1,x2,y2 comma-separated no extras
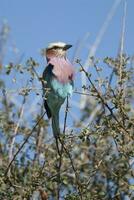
56,97,69,199
63,96,69,134
118,0,127,83
5,111,46,176
57,97,83,198
73,90,90,96
48,166,72,181
0,22,10,67
58,136,83,200
2,88,10,121
108,68,115,87
80,0,122,108
32,66,41,81
8,95,26,176
77,60,130,135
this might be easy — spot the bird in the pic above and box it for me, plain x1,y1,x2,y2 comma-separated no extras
42,42,74,138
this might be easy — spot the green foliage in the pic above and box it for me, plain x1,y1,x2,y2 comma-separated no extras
0,53,134,200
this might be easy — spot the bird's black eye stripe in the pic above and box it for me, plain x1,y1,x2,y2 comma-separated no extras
47,46,63,50
53,46,63,49
53,46,59,49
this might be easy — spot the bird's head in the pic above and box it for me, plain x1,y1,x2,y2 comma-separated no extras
44,42,72,61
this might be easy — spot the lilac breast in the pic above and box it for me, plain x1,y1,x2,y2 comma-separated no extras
48,57,74,84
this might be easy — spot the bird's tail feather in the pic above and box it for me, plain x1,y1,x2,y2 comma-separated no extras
52,112,61,154
52,112,60,138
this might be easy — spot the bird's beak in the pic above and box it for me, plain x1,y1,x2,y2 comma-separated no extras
63,44,72,50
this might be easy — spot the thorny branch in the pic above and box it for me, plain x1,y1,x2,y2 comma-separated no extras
5,111,46,176
8,95,26,176
58,135,83,200
77,60,131,135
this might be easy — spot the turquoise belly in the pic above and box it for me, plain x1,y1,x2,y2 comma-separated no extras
51,78,73,99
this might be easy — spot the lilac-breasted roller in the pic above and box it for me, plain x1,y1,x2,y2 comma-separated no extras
42,42,74,138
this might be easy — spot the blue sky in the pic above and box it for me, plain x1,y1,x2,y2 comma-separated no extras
0,0,134,62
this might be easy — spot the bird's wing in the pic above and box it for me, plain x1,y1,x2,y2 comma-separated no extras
42,64,54,119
